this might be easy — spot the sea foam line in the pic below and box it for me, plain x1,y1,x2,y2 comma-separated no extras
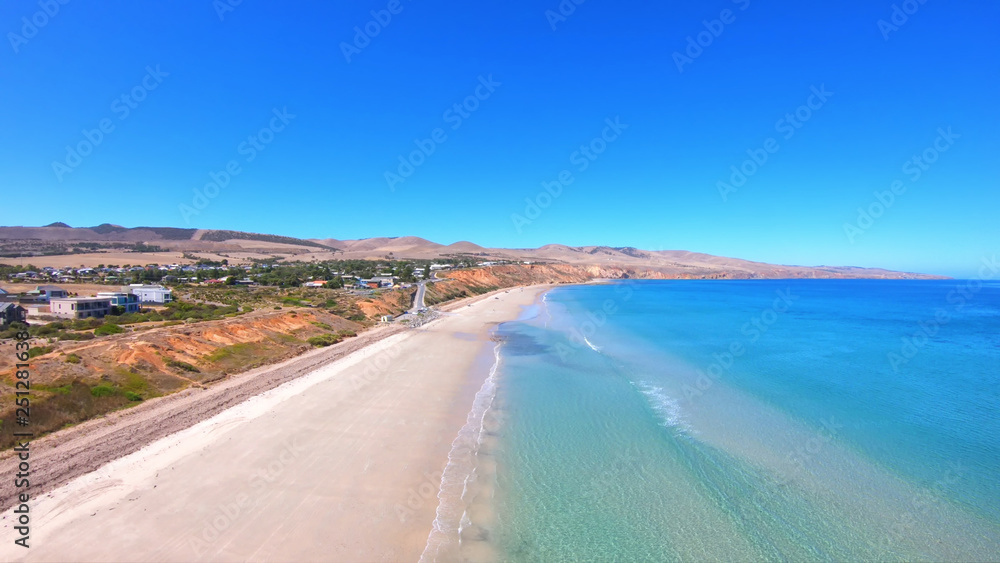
637,382,693,436
419,340,503,562
583,336,601,353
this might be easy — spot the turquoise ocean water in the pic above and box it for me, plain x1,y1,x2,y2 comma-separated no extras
424,280,1000,562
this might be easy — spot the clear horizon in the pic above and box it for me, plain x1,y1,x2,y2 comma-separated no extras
2,1,997,278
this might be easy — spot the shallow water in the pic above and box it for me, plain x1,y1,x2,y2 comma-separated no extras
445,280,1000,561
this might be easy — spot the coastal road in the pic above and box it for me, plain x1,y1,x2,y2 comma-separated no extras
409,271,446,314
409,281,427,314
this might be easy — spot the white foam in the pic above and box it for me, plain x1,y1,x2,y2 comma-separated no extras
583,336,602,353
637,383,693,436
419,341,503,562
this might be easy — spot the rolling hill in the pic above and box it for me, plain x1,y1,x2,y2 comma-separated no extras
0,223,944,279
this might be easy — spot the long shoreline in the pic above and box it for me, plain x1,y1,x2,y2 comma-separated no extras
0,284,552,562
0,323,408,513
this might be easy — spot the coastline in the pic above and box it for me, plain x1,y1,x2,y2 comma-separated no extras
0,285,551,562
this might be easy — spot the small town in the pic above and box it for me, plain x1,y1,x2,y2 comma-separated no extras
0,257,522,329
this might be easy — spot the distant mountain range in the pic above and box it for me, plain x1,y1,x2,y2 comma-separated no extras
0,223,945,279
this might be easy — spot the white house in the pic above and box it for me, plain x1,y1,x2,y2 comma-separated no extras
125,284,173,304
50,297,112,319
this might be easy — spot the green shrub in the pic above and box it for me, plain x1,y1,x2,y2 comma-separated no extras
94,323,125,336
27,346,54,359
65,353,82,364
307,334,343,347
90,385,116,397
59,332,95,341
35,325,58,336
85,318,103,329
48,384,73,395
165,358,200,373
124,391,143,402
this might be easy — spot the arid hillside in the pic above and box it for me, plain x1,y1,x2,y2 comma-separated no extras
0,308,361,449
423,261,942,306
0,223,944,278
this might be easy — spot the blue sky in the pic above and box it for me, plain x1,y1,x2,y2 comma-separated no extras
1,0,997,277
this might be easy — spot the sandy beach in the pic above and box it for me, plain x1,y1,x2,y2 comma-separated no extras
0,286,548,562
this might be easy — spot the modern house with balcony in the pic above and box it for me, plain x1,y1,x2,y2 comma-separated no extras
50,297,112,319
125,284,173,304
97,292,141,313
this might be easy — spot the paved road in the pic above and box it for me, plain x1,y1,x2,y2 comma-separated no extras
409,281,427,313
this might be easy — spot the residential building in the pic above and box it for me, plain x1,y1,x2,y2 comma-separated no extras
50,297,112,319
125,284,173,304
97,292,141,313
21,304,49,317
0,302,26,326
371,276,397,288
22,285,69,303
